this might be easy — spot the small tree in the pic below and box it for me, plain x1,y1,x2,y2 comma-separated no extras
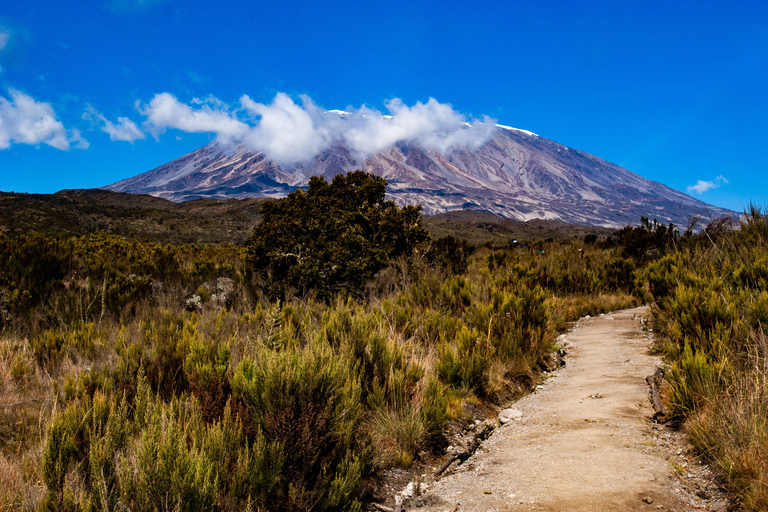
246,171,430,300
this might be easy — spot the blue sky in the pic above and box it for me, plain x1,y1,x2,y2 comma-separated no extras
0,0,766,212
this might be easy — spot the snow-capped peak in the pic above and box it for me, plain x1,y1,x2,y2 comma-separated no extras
497,124,539,137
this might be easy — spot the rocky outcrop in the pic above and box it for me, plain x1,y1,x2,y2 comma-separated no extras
184,277,236,312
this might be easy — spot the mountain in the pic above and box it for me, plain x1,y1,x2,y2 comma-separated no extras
104,126,733,228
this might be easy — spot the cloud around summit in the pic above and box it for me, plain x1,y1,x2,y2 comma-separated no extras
139,92,497,165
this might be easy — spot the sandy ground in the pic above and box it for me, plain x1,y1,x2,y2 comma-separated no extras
408,307,730,512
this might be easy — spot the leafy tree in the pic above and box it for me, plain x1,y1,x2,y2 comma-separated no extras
246,171,430,300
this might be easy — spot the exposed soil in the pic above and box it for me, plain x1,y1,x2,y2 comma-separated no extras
382,307,734,512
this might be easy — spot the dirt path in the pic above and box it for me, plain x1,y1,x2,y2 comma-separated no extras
409,307,728,512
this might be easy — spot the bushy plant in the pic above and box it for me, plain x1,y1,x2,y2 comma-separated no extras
246,171,430,301
641,208,768,509
232,342,368,511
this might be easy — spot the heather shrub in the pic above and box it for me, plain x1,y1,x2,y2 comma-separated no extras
117,398,218,512
437,324,491,394
231,342,368,511
641,207,768,510
427,235,473,274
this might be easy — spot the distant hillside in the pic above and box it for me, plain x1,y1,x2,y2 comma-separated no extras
0,189,613,245
0,189,265,245
425,210,614,245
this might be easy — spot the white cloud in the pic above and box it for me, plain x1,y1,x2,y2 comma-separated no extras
0,31,9,51
83,105,145,143
0,89,85,150
687,175,729,194
341,98,496,156
240,93,332,165
136,92,497,166
139,92,249,142
69,128,90,150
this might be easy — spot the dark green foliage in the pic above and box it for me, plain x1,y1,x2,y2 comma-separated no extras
246,171,430,300
0,234,70,328
605,257,636,291
607,216,678,261
428,235,473,274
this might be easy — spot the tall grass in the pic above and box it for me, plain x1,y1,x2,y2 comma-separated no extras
0,230,644,510
642,206,768,510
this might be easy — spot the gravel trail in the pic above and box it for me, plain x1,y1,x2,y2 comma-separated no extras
409,307,728,512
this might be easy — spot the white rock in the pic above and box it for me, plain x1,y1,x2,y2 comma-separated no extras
401,481,428,499
498,408,524,423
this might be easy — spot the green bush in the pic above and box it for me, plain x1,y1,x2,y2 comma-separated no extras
437,324,491,394
232,342,368,511
246,171,430,301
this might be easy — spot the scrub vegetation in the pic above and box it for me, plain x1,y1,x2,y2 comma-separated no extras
2,172,757,511
643,206,768,510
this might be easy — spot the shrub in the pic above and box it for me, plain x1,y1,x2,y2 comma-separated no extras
428,235,473,274
437,324,491,394
231,342,368,511
246,171,430,301
642,208,768,509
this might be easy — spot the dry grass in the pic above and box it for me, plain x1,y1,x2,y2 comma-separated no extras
0,336,52,512
369,401,424,468
547,293,640,332
687,333,768,510
688,377,768,509
0,440,44,511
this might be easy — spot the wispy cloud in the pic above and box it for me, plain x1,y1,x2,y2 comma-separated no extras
138,92,497,166
0,29,10,72
83,105,145,143
687,175,729,194
0,89,87,150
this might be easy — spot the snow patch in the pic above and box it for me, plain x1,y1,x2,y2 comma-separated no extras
497,124,539,137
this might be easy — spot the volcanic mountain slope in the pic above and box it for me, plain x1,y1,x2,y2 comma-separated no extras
105,126,733,228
